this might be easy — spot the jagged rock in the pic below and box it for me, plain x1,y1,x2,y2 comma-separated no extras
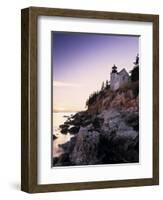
59,124,69,129
55,153,72,166
60,136,77,153
70,128,100,165
97,131,139,164
60,128,68,134
53,134,58,140
82,119,92,127
68,126,80,134
123,111,139,131
53,157,59,165
92,117,104,129
59,124,69,134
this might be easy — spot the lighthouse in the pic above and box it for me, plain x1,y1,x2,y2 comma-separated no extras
110,64,130,91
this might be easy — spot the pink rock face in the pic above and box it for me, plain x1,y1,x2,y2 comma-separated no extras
87,82,139,115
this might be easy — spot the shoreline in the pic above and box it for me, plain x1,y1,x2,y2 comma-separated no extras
53,108,139,167
53,80,139,167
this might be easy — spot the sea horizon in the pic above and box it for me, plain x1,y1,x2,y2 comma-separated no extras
53,109,86,113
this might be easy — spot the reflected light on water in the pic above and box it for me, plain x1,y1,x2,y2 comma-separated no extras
53,112,75,157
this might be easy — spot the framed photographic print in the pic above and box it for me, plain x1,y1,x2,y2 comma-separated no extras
21,7,159,193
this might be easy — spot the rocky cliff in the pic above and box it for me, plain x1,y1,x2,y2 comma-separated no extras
53,81,139,166
87,81,139,114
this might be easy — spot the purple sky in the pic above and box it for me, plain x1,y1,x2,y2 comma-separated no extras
52,32,139,112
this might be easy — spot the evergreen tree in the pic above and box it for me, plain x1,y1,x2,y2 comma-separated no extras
101,81,105,91
131,66,139,81
86,91,99,107
130,54,139,82
106,80,109,89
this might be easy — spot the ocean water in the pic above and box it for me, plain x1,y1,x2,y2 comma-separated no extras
53,112,75,158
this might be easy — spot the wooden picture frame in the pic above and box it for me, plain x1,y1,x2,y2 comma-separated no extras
21,7,159,193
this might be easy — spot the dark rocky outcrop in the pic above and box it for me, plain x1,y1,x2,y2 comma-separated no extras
59,124,69,134
68,126,80,134
70,128,100,165
53,134,58,140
